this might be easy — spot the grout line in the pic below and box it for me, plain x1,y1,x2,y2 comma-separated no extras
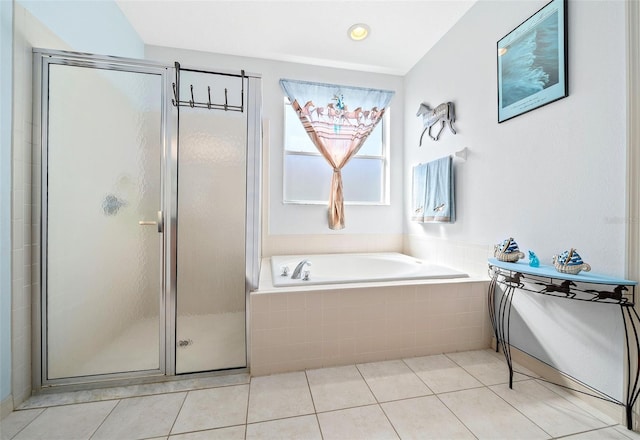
533,378,621,425
244,412,321,426
400,357,436,395
314,402,380,416
552,425,633,439
17,396,123,411
433,392,479,440
18,374,250,410
613,425,640,440
314,412,324,440
5,407,46,440
87,399,121,440
244,380,251,440
452,349,617,431
376,404,403,440
304,370,318,414
167,390,189,437
164,424,246,439
304,369,324,440
484,380,554,438
442,350,522,386
353,363,380,404
442,352,568,436
353,363,402,439
552,424,638,440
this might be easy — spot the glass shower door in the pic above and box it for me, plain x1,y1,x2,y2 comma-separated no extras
45,62,164,380
175,71,247,373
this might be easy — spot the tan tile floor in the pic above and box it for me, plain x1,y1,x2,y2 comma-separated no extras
2,349,640,440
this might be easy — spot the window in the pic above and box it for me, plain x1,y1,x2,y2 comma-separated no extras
283,100,390,205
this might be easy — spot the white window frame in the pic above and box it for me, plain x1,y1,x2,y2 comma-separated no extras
282,100,390,206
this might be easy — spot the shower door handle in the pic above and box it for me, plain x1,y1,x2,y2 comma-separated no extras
138,211,164,233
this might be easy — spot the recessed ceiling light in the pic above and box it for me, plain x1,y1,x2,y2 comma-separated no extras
348,23,370,41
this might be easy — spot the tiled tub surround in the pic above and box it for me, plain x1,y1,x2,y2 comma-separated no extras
251,260,491,376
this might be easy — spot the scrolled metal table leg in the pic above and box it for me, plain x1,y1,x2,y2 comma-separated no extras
489,273,515,388
503,285,515,388
488,272,500,352
622,304,640,430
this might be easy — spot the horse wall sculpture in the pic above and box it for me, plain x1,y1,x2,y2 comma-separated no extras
416,102,457,145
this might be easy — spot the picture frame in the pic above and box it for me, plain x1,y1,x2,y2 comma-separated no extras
497,0,568,123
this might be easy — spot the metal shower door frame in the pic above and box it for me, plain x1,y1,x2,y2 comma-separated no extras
32,49,261,391
33,49,177,389
170,65,262,374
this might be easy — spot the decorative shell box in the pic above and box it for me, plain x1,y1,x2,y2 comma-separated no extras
552,248,591,275
494,238,525,262
495,238,592,275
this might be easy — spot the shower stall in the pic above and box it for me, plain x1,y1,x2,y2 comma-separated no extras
32,49,261,388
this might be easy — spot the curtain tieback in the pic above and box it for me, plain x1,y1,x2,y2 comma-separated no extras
333,168,340,173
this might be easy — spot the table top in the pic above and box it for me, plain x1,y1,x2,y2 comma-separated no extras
488,258,637,286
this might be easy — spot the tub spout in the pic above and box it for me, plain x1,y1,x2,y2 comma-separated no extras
291,259,311,279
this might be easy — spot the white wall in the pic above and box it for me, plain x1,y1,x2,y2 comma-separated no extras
19,0,143,58
403,0,627,401
146,46,405,256
404,0,626,275
1,0,13,415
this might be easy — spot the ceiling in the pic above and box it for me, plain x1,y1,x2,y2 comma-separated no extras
115,0,476,76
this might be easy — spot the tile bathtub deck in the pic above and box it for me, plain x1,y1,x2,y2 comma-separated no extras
2,349,639,440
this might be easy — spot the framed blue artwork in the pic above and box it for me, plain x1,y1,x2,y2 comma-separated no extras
497,0,568,123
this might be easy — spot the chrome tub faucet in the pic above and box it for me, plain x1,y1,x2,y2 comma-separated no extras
291,259,311,279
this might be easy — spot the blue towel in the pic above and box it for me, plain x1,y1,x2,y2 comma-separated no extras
411,163,428,222
412,156,455,223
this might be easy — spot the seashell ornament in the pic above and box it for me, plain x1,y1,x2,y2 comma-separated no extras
494,237,525,262
552,248,591,275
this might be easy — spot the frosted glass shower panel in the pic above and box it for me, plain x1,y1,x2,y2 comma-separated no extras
46,64,163,379
176,72,247,374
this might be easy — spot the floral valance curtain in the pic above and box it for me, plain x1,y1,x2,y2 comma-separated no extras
280,79,394,230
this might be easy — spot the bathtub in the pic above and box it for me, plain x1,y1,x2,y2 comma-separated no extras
270,252,468,287
252,253,489,376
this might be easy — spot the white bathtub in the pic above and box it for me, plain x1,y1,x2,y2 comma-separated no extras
270,252,468,287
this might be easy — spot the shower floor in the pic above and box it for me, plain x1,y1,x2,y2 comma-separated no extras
176,311,247,374
55,312,246,379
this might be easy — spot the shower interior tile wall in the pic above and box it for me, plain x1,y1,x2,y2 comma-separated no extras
250,281,491,376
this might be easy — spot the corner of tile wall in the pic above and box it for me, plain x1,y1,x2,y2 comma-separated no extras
11,3,71,409
262,233,404,257
0,394,13,420
11,32,34,407
403,235,493,277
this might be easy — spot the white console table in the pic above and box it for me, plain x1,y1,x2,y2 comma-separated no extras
487,258,638,429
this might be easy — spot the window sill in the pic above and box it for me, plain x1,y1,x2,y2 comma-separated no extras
283,200,390,207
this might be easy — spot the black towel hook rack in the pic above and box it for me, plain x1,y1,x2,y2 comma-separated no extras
171,61,245,112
